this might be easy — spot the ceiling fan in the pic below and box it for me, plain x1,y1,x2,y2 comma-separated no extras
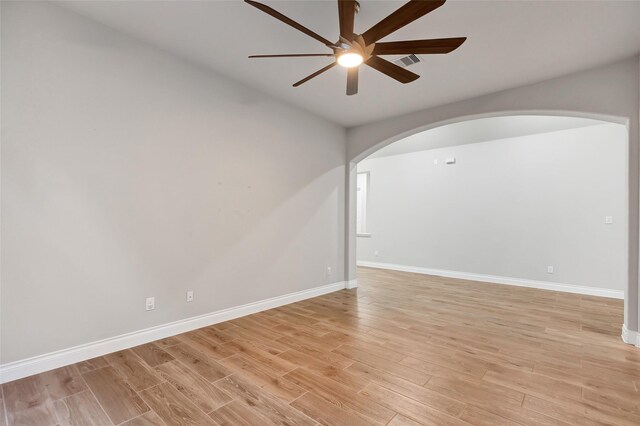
245,0,466,96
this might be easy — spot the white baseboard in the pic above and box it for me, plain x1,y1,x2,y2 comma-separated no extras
0,280,349,384
345,279,358,289
621,324,640,347
357,261,624,300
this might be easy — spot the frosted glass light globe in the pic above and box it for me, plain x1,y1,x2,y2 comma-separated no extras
338,52,363,68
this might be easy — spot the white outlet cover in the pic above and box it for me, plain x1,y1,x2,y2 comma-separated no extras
145,297,155,311
326,266,332,276
547,266,554,274
605,216,613,224
186,291,194,302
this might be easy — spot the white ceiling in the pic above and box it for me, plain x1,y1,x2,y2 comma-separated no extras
367,115,607,159
58,0,640,127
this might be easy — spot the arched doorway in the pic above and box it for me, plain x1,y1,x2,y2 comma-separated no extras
345,111,636,345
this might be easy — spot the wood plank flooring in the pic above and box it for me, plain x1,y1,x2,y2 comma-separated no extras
3,267,639,425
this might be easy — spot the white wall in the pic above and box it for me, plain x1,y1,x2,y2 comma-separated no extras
357,123,627,294
0,2,346,365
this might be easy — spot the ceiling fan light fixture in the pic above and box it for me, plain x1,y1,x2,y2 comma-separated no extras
337,52,363,68
245,0,466,95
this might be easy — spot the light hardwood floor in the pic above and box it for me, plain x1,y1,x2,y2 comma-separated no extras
3,267,640,425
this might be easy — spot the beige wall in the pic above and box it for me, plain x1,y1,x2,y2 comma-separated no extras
0,2,346,364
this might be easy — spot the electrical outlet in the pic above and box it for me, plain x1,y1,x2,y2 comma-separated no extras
186,291,194,302
326,266,332,276
433,159,438,165
605,216,613,224
374,250,379,257
547,266,554,274
145,297,155,311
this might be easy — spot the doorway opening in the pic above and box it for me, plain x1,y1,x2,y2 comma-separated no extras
351,114,629,335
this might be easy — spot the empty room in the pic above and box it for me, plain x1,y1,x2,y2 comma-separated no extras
1,1,640,425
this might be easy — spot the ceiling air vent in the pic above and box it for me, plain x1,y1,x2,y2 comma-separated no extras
393,54,421,68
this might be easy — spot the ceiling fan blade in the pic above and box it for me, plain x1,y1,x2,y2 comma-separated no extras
346,66,358,96
245,0,334,47
365,56,419,84
338,0,356,41
373,37,466,55
249,54,335,58
362,0,446,45
293,62,337,87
